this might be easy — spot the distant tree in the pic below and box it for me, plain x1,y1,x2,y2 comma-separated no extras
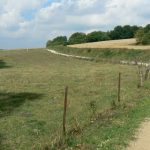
135,28,145,44
46,40,52,47
68,32,87,44
142,31,150,45
109,26,124,39
86,31,110,42
131,25,139,36
109,25,140,40
46,36,67,47
135,25,150,45
144,24,150,32
122,25,133,38
52,36,67,45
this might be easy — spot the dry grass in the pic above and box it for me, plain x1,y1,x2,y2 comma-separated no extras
0,49,150,150
68,38,150,50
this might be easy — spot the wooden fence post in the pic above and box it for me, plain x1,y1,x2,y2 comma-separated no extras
63,86,68,136
118,73,121,102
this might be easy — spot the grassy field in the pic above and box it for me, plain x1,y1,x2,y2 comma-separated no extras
68,39,150,50
0,49,150,150
48,45,150,63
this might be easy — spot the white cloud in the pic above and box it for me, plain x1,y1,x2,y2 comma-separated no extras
0,0,149,48
3,0,45,11
76,0,99,9
0,0,48,38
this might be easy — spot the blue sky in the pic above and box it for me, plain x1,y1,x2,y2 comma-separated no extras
0,0,150,49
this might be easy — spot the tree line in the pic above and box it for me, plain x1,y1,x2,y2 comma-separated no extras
46,24,150,47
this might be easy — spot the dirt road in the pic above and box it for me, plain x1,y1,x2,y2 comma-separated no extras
127,119,150,150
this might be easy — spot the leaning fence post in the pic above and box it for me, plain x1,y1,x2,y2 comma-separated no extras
63,86,68,136
118,73,121,102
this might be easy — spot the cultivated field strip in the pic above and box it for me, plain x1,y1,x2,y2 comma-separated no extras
68,38,150,50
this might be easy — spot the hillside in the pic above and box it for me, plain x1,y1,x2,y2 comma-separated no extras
0,49,150,149
68,38,150,50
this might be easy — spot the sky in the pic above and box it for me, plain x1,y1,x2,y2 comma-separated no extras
0,0,150,49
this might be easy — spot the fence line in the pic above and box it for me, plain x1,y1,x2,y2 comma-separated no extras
48,69,150,149
118,73,121,102
63,86,68,136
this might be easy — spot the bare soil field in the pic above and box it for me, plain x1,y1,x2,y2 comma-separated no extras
68,38,150,50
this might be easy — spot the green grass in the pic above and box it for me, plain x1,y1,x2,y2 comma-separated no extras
0,49,150,150
48,45,150,62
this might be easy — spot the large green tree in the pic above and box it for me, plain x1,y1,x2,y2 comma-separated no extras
135,25,150,45
142,31,150,45
86,31,110,42
144,24,150,32
68,32,87,44
46,40,52,47
52,36,67,45
135,28,145,44
109,26,124,39
109,25,139,40
46,36,67,47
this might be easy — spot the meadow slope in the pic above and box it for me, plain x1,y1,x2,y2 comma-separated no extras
0,49,150,150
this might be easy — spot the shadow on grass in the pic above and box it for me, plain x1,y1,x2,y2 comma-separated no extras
0,92,43,117
0,92,43,149
0,60,11,69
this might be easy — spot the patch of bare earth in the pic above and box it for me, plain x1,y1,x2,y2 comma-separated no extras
127,119,150,150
